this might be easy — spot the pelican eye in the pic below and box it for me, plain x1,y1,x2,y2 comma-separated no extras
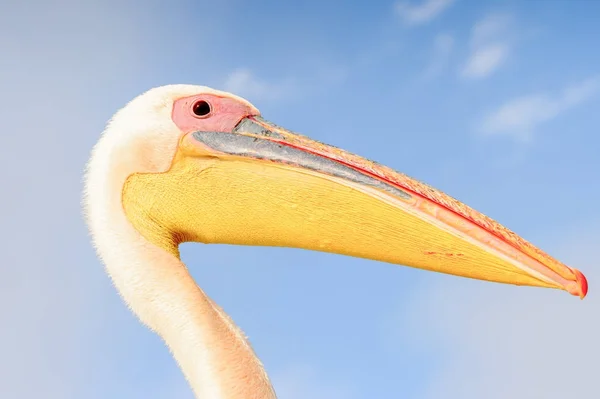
192,100,211,117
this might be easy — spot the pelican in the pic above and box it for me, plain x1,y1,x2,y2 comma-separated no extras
84,85,587,398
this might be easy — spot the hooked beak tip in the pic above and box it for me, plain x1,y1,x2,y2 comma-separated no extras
571,268,588,299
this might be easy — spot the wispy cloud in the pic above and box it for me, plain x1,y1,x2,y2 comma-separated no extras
397,222,599,399
395,0,455,26
470,13,512,48
480,75,600,141
224,68,297,102
461,13,513,79
224,64,348,103
423,33,455,79
461,43,509,79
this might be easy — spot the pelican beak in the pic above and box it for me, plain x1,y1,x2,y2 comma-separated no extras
124,116,588,298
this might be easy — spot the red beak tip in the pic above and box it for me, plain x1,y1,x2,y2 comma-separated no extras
570,268,588,299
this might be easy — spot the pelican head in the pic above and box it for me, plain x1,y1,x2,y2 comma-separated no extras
86,84,587,299
83,84,587,397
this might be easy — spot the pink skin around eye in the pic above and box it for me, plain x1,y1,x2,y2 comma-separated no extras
172,94,260,133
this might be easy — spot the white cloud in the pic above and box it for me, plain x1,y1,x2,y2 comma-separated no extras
423,33,455,79
396,221,599,399
224,68,294,102
470,13,513,48
461,14,513,79
224,64,348,103
481,75,600,140
461,43,509,79
395,0,455,26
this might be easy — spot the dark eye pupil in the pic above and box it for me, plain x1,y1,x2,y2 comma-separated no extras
192,100,211,116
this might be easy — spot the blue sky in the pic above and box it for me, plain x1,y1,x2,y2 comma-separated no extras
3,0,599,398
